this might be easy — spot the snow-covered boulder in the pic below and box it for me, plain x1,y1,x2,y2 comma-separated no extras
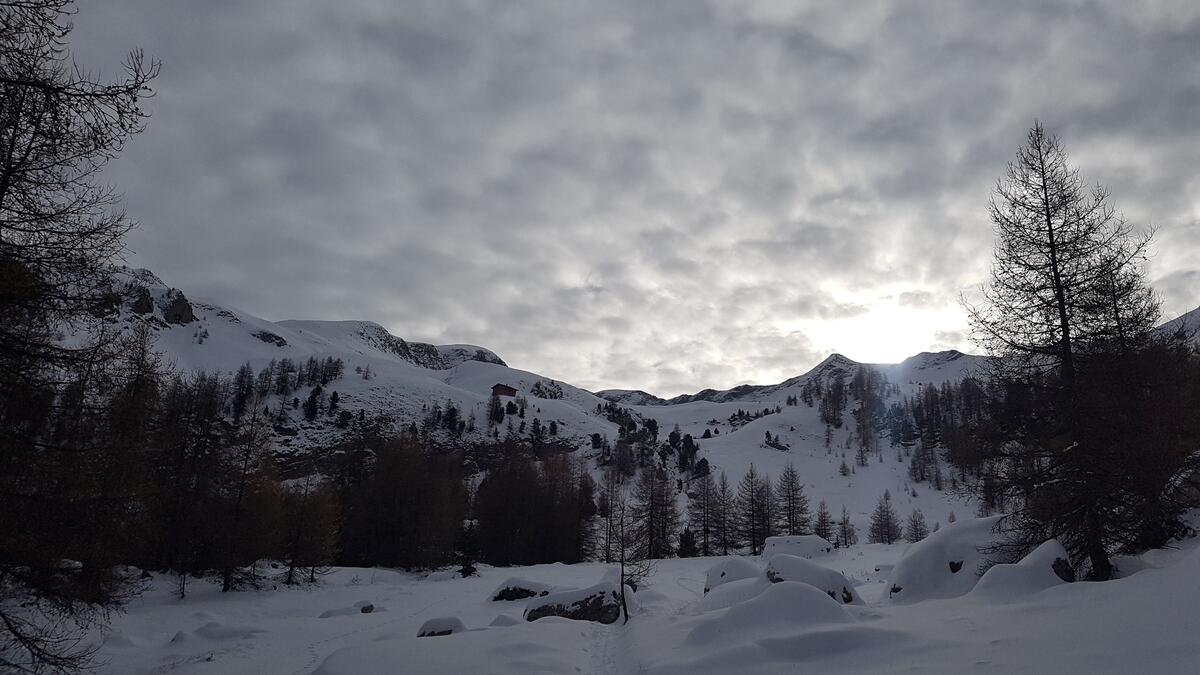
972,539,1071,599
491,577,556,601
886,515,1002,604
703,556,762,594
763,534,834,559
686,581,853,645
523,581,622,624
417,616,467,637
694,576,772,614
764,554,863,605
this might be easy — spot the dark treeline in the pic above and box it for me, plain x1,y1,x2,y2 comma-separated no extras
5,333,353,597
909,338,1200,575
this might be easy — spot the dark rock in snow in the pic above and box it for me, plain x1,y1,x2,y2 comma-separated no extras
161,289,195,324
494,586,549,602
1052,557,1076,583
129,286,154,315
252,330,288,347
949,560,964,574
359,603,374,614
524,583,621,624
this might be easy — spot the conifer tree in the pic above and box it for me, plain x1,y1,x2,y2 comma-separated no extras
774,463,810,535
632,467,679,559
688,472,718,556
715,472,736,555
677,528,698,558
837,507,858,547
0,2,158,668
905,509,930,543
868,492,902,545
813,501,834,541
963,122,1188,579
282,476,341,585
735,464,767,554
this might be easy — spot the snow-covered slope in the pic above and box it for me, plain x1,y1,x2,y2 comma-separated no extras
1158,304,1200,344
97,268,996,529
102,268,622,451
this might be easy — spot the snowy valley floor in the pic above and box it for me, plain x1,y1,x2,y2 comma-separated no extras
89,527,1200,675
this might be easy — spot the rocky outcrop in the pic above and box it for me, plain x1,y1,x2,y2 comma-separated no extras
129,286,154,315
160,289,195,325
252,330,288,347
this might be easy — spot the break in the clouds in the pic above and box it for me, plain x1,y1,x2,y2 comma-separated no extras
72,1,1200,397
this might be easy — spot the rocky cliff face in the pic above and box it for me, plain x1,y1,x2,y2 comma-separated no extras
111,268,197,326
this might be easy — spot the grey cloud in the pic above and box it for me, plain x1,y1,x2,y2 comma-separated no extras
72,0,1200,397
898,291,941,309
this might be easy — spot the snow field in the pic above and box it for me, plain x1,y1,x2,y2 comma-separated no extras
85,518,1200,674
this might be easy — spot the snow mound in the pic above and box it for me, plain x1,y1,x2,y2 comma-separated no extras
424,569,462,582
764,554,863,605
694,576,772,614
193,621,265,641
318,600,385,618
972,539,1070,599
491,577,557,601
886,515,1002,604
488,614,522,627
523,581,621,624
686,581,854,645
753,625,911,663
763,535,834,559
417,616,467,637
703,557,763,594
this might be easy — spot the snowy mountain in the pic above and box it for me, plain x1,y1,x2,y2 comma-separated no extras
95,269,999,531
103,269,988,456
1158,304,1200,343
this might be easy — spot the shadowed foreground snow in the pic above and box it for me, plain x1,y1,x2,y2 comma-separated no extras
89,519,1200,674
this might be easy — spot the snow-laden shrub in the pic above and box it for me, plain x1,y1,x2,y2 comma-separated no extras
886,515,1002,604
764,554,863,605
972,539,1070,599
694,577,772,614
703,557,762,594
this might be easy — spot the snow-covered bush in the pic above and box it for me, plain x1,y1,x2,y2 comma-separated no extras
972,539,1070,599
703,557,762,594
886,515,1002,604
764,554,863,604
694,577,771,614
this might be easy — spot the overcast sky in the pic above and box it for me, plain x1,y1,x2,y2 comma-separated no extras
72,1,1199,397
